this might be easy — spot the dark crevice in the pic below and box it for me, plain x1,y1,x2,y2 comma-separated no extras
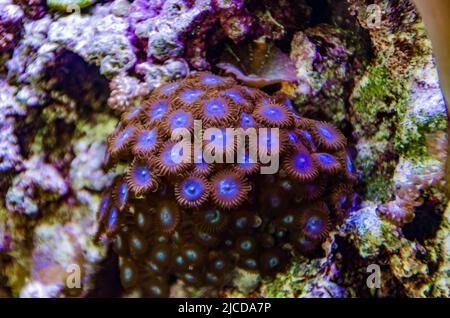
306,0,332,25
403,198,443,243
44,50,110,115
86,246,123,298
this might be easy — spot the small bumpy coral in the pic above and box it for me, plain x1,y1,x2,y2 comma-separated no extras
95,72,357,297
130,0,254,69
6,156,68,215
0,80,25,175
12,0,45,20
0,0,24,53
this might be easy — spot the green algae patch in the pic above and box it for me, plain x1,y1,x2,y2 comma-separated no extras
261,256,323,298
352,63,408,133
73,113,117,142
364,170,394,203
47,0,98,11
394,107,447,159
351,63,410,202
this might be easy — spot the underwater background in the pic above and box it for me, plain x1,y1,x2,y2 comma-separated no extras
0,0,448,298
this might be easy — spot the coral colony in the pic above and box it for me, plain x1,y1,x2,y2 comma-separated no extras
95,72,358,297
